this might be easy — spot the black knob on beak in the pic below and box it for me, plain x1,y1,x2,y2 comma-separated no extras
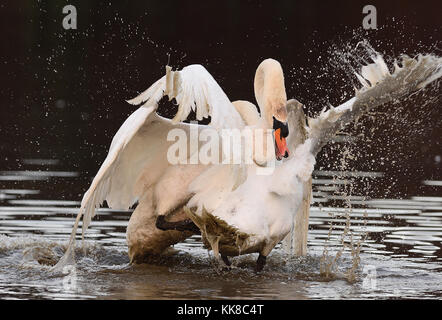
273,117,289,138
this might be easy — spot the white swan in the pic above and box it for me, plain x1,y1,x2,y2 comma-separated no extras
187,54,442,271
55,58,292,269
54,53,442,272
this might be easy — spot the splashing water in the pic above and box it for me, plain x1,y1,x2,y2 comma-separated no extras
55,39,442,276
1,32,442,298
285,39,442,284
318,142,369,283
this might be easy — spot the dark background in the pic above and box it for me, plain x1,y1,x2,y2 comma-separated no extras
0,0,441,199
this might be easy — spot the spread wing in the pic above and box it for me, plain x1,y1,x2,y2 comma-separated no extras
81,64,248,231
80,104,203,232
53,64,246,271
127,64,244,129
54,103,203,271
307,54,442,155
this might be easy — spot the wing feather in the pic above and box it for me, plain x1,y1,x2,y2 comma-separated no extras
81,104,157,232
128,65,244,129
73,63,246,238
54,63,251,271
307,54,442,155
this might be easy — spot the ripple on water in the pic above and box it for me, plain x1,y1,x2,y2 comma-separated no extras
0,170,442,298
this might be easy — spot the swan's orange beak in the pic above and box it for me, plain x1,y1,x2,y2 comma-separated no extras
273,117,289,160
274,128,289,160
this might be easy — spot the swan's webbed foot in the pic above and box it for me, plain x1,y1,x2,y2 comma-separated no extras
155,215,200,233
221,254,231,267
255,254,267,273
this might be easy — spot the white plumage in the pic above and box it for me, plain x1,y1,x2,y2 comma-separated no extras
54,52,442,272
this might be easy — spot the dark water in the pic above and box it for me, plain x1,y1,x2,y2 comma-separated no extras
1,1,441,300
1,163,442,299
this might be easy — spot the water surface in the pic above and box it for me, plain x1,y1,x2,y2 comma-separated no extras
1,161,441,300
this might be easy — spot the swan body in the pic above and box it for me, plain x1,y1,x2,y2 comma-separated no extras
187,139,314,259
54,52,442,272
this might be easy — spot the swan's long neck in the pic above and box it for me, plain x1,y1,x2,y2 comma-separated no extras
254,59,288,127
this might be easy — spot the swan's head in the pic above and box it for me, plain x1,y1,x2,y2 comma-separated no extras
254,58,290,160
273,117,289,160
269,98,290,161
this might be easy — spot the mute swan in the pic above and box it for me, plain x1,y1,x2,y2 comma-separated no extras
185,54,442,271
54,53,442,273
55,58,292,269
